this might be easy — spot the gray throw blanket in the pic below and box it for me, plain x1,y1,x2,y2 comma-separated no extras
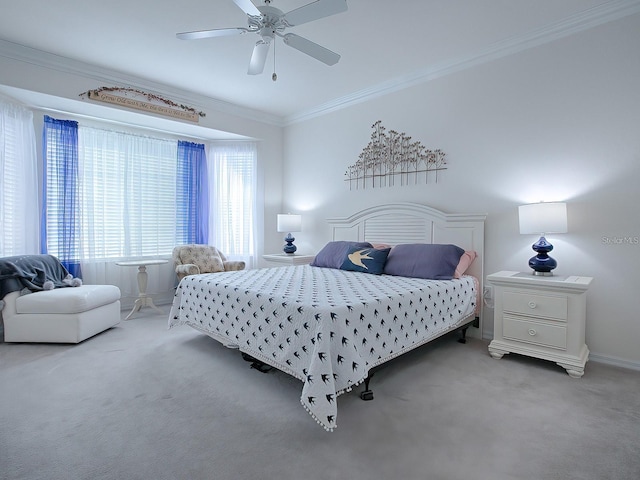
0,254,75,300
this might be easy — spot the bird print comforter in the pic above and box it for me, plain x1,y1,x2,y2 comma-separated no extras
169,265,477,431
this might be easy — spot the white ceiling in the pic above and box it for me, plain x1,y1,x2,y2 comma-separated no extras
1,0,639,125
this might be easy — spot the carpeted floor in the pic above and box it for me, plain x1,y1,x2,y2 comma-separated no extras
1,306,639,480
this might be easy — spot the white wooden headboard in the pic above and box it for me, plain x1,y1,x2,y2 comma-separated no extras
327,203,486,336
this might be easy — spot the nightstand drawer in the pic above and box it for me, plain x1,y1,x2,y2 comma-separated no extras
503,316,567,350
503,291,567,321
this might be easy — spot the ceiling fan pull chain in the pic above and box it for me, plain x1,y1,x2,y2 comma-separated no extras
272,37,278,81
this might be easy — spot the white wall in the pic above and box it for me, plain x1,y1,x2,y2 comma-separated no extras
282,14,640,368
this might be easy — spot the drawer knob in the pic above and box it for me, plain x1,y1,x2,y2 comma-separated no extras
528,301,537,309
528,329,537,336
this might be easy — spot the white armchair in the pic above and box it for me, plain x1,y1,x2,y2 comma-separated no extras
172,244,245,281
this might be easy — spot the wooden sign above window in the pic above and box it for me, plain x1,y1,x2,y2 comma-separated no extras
80,87,206,123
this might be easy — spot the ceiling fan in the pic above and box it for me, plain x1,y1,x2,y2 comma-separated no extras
176,0,348,78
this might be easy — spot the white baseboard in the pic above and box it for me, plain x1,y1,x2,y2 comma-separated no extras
587,353,640,372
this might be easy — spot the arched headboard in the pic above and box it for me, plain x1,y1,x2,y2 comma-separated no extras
327,203,487,336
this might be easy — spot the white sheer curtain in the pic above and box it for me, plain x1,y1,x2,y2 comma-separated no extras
208,142,258,268
76,126,178,298
0,96,39,256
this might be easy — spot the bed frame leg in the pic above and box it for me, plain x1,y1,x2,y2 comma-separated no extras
360,373,374,401
458,316,479,344
241,352,273,373
458,326,468,344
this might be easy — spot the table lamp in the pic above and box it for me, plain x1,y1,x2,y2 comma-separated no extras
277,214,302,254
519,202,567,276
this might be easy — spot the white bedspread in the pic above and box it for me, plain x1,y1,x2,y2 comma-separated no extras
169,265,477,431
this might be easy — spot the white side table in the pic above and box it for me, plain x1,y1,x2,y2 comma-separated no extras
116,259,168,319
487,271,593,378
262,253,315,266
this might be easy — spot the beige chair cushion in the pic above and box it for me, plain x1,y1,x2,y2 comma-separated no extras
175,245,225,274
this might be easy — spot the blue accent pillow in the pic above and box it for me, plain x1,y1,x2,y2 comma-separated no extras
383,243,465,280
340,246,391,275
311,241,373,269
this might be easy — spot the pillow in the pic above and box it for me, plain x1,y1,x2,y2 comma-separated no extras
454,250,478,279
383,243,465,280
311,241,373,269
340,246,391,275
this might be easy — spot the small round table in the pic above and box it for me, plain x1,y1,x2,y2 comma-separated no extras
116,259,168,320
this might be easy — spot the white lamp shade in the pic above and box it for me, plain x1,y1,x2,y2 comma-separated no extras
519,202,568,235
277,214,302,233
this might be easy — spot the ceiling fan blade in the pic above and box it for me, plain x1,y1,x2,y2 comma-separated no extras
248,41,271,75
233,0,261,16
176,27,248,40
283,33,340,66
283,0,347,27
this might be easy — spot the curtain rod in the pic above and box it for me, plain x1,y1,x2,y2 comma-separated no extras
36,106,256,143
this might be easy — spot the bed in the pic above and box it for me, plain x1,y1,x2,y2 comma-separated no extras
169,203,486,431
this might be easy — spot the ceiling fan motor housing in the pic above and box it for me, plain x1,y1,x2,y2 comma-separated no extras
251,5,286,42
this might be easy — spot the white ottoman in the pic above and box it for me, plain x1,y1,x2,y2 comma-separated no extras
2,285,121,343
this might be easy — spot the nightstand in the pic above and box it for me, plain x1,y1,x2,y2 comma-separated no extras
487,271,593,378
262,253,315,266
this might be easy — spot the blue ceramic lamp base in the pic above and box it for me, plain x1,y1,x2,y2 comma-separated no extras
528,235,557,276
283,233,297,254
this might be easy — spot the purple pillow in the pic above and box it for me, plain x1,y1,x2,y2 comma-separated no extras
311,241,373,269
383,243,465,280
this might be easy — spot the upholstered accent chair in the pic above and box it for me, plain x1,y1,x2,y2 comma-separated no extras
172,244,245,281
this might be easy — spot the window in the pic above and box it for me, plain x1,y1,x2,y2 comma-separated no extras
209,142,257,266
42,119,257,267
77,127,181,259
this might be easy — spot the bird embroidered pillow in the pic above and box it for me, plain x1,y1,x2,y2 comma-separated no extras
339,246,391,275
311,241,373,269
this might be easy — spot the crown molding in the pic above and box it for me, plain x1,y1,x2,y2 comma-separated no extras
284,0,640,126
0,39,285,127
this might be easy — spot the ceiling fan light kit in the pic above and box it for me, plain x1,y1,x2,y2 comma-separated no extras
177,0,347,77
